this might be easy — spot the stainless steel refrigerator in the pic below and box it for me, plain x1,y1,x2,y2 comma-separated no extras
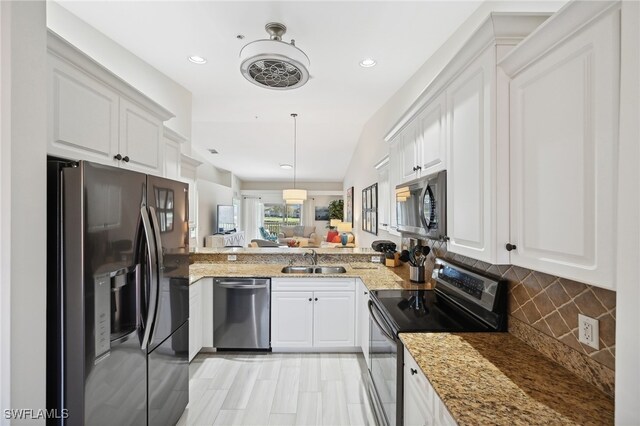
47,158,189,425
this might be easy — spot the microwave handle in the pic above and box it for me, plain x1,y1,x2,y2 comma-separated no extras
419,184,435,230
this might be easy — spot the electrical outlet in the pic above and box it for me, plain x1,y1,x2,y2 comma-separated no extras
371,256,381,263
227,254,237,261
578,314,599,350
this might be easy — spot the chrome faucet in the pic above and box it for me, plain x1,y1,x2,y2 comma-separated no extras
303,249,318,265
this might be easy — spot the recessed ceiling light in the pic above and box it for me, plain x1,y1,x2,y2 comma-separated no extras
359,58,377,68
236,34,245,40
280,163,293,170
188,55,207,65
208,149,219,154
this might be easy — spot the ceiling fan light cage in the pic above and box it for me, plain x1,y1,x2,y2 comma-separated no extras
240,40,310,90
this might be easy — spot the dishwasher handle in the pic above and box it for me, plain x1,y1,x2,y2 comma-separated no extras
216,283,269,289
214,278,270,290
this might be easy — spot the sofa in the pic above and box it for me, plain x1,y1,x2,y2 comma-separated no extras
278,225,321,247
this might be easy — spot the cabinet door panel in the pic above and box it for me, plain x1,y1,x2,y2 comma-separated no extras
271,292,314,348
388,138,401,235
400,130,416,182
509,10,618,289
313,291,355,347
120,98,162,174
164,138,181,179
447,48,494,262
48,56,119,164
418,93,446,174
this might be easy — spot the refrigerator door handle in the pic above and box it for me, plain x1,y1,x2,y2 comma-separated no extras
147,206,164,345
140,206,159,351
148,206,164,272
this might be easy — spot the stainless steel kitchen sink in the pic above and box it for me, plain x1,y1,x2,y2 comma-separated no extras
280,266,348,274
314,266,347,274
281,266,315,274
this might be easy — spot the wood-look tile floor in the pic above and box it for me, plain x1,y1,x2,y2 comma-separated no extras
177,353,377,426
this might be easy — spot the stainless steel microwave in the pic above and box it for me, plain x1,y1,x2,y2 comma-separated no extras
396,170,447,240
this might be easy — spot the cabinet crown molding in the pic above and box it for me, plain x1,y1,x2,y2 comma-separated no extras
499,1,620,77
180,154,203,168
163,126,189,144
384,12,551,143
47,30,175,122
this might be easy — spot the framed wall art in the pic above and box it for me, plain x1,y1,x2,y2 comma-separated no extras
361,183,378,235
345,186,354,227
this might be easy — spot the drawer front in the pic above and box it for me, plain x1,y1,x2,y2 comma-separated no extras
272,277,355,292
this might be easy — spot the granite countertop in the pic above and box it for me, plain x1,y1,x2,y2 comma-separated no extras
189,262,432,291
400,333,614,426
191,246,379,255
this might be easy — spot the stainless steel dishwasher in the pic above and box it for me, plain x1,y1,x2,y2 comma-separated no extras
213,278,271,349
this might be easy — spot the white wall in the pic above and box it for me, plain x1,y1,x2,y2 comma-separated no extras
0,1,47,423
343,0,565,250
46,1,193,143
615,1,640,422
197,179,233,247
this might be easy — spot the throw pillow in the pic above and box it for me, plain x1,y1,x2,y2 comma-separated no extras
282,226,294,238
326,230,338,242
303,226,316,238
293,225,305,237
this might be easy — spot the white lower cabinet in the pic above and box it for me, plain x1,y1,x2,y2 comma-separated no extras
356,279,370,365
271,278,356,350
189,281,203,362
404,347,456,426
271,291,314,348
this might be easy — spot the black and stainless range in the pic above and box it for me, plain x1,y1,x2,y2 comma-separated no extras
367,258,507,426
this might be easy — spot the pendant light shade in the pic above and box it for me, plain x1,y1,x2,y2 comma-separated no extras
283,113,307,204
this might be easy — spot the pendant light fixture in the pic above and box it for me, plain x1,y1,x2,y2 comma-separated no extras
282,113,307,204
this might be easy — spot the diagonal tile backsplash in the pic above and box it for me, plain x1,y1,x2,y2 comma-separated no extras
407,238,616,395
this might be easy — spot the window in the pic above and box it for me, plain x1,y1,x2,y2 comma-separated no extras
263,203,302,235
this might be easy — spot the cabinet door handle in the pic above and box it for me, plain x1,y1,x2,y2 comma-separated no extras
364,291,368,295
308,298,312,302
410,368,418,375
122,156,130,162
416,165,422,171
506,243,517,252
114,153,122,161
314,297,318,301
412,166,416,171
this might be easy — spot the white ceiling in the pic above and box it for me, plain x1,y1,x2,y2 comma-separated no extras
57,1,485,182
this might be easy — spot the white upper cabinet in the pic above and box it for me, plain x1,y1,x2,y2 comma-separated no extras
384,14,550,263
400,123,420,182
397,92,447,184
388,137,402,235
48,54,119,166
374,156,390,231
446,47,501,263
500,1,620,289
119,98,162,174
47,32,174,176
416,92,447,175
162,126,187,181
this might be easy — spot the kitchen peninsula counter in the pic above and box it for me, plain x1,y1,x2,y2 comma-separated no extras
400,332,614,425
189,261,431,291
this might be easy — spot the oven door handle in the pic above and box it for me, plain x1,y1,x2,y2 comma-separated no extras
368,300,397,343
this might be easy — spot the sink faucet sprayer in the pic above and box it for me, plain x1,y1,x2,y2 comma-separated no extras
303,249,318,265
